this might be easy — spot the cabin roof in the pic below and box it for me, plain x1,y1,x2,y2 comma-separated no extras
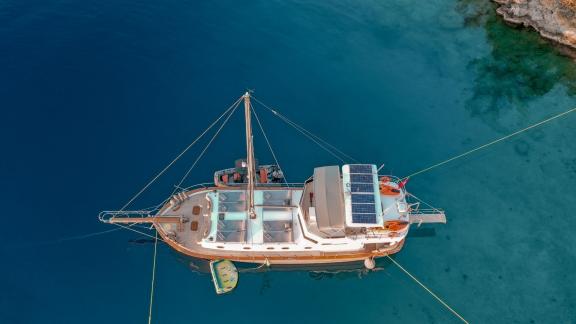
313,166,345,235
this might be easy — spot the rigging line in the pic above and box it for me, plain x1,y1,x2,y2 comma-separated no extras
254,101,345,163
59,211,165,243
55,228,122,242
253,96,354,163
276,110,358,163
250,102,289,184
119,96,243,211
252,97,359,163
109,222,166,243
386,256,469,324
147,230,159,324
174,98,242,190
402,106,576,180
407,192,441,211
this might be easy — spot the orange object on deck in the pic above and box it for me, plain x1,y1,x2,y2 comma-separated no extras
380,183,401,196
384,220,409,232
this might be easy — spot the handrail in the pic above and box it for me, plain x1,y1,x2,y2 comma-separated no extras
207,182,305,188
410,208,444,214
99,210,153,223
378,174,402,182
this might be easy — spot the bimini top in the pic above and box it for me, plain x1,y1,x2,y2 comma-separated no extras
313,166,345,236
342,164,383,227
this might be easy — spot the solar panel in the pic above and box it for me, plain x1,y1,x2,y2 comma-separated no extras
350,174,373,183
351,194,375,204
344,164,381,225
351,183,374,193
351,213,377,224
349,164,373,174
352,203,376,213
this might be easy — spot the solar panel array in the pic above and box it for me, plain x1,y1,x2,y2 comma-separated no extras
349,164,377,224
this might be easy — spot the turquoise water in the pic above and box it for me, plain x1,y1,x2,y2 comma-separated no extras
1,0,576,323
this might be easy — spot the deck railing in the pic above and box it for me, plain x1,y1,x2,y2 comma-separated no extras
99,210,154,223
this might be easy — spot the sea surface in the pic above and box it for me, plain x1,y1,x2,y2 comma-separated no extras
1,0,576,323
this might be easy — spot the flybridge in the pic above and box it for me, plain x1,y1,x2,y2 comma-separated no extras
342,164,383,227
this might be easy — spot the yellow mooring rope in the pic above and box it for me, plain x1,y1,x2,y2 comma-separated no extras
386,256,469,323
402,106,576,180
147,230,159,324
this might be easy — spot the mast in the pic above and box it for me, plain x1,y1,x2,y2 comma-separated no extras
243,92,256,219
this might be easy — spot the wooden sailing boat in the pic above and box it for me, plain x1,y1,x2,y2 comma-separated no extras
99,92,446,267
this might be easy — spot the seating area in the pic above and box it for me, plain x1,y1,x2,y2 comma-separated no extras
216,219,246,242
207,189,299,245
263,220,293,243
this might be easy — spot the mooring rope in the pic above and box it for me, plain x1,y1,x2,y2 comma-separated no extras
402,106,576,180
386,256,469,323
147,230,159,324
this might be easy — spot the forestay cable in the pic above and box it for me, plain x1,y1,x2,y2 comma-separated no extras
402,106,576,180
120,96,243,211
250,102,289,184
174,98,242,189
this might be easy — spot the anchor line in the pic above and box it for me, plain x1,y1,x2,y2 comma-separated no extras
386,256,469,324
402,106,576,180
148,230,159,324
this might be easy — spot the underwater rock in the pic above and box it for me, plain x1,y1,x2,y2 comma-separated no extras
494,0,576,54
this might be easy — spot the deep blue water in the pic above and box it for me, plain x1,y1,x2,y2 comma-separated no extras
1,0,576,323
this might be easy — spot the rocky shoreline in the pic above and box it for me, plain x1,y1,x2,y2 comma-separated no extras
494,0,576,56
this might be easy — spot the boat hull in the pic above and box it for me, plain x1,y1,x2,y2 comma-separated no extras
155,222,405,266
